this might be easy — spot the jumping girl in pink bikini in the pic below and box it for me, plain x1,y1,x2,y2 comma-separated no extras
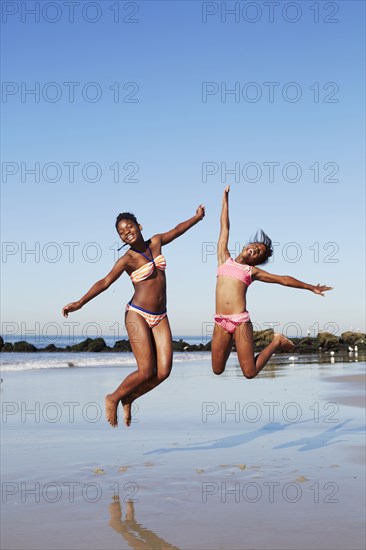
212,186,332,378
62,205,205,427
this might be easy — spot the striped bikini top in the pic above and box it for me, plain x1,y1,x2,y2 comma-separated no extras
217,257,252,286
130,246,166,283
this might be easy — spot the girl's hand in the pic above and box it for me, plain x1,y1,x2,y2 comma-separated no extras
222,185,230,201
196,204,206,220
62,301,82,317
311,284,333,296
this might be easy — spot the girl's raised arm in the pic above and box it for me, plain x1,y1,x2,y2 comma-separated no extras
217,185,231,266
157,205,205,246
62,256,127,317
252,268,333,296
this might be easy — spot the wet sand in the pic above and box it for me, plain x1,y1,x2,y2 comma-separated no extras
1,355,365,549
324,373,366,409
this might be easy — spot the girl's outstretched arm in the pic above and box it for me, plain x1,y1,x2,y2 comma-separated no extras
157,205,205,246
62,256,127,317
252,268,333,296
217,185,231,266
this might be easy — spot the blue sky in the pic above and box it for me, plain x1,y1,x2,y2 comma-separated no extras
1,0,365,341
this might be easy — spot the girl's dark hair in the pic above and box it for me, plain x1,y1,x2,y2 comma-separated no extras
115,212,138,232
251,229,273,265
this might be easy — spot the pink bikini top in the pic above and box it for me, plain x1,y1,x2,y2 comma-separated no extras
217,257,252,286
130,247,166,284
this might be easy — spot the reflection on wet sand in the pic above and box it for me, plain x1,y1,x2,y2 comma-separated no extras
109,497,180,550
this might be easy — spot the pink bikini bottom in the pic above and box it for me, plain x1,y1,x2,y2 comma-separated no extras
214,311,250,334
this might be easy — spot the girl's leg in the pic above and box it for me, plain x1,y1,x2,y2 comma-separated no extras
122,318,173,426
234,323,294,379
151,316,173,381
211,323,234,375
105,309,157,427
109,496,180,550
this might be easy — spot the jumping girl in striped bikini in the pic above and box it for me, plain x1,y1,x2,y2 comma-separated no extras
62,206,205,427
212,185,332,378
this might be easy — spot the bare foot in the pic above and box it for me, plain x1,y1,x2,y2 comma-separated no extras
273,333,295,352
105,394,118,427
122,401,132,427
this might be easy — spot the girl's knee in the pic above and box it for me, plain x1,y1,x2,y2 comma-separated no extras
242,371,256,379
157,358,172,382
212,363,225,375
239,362,257,379
140,370,154,383
157,369,171,382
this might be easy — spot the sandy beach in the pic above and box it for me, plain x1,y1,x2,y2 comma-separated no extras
1,352,365,550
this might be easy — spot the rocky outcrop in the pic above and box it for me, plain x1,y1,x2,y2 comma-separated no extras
340,331,366,345
111,340,132,352
1,331,365,354
84,338,108,352
13,341,37,352
318,332,340,351
2,342,13,352
41,344,64,352
293,336,321,353
65,338,108,352
253,329,274,348
172,339,190,351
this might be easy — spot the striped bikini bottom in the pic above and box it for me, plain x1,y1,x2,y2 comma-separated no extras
125,301,167,328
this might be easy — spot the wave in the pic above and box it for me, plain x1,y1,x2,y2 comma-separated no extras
0,351,212,372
